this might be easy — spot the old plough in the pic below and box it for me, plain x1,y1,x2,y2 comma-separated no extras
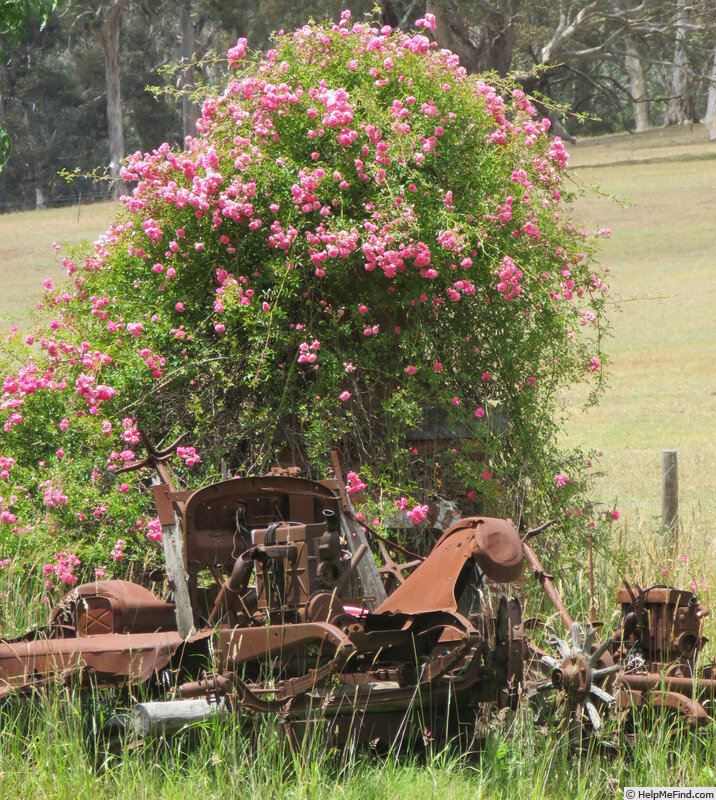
0,438,713,746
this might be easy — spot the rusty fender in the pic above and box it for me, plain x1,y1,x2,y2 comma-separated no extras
376,517,524,616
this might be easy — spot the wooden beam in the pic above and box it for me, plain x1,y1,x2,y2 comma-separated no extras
153,476,196,638
662,449,679,547
330,452,387,609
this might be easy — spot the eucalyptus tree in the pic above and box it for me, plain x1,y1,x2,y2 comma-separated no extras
0,0,56,169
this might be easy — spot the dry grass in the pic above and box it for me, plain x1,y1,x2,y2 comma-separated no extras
563,124,716,547
0,201,116,325
568,122,714,168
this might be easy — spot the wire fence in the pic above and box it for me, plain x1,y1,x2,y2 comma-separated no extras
0,190,112,214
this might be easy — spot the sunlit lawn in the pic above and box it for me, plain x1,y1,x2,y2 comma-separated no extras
564,124,715,544
0,200,116,325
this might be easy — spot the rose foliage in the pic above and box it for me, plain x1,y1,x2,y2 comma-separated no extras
0,11,613,589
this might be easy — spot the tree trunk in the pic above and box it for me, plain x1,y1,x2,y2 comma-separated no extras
546,108,576,143
380,0,399,28
103,0,126,200
571,74,583,115
426,0,521,76
706,44,716,141
664,0,696,125
624,39,650,131
0,63,5,118
427,0,481,74
179,0,198,142
0,64,9,169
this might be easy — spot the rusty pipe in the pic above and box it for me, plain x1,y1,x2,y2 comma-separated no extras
620,672,716,698
178,672,233,699
208,550,255,624
335,544,368,594
259,544,299,561
521,541,574,631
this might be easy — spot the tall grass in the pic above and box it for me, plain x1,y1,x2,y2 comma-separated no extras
0,554,50,637
1,507,714,799
0,685,714,800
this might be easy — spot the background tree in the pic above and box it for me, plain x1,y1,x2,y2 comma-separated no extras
0,0,714,209
383,0,715,135
0,17,106,208
706,44,716,139
624,36,650,131
0,1,182,209
77,0,129,199
0,0,56,170
664,0,696,123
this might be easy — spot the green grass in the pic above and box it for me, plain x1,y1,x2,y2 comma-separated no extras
566,124,714,168
0,679,714,800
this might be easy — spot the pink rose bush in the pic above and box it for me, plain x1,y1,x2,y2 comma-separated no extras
0,12,610,586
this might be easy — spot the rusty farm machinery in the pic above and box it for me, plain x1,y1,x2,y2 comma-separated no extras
0,438,713,748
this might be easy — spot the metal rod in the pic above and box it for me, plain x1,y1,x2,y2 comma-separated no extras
521,541,574,631
621,672,716,697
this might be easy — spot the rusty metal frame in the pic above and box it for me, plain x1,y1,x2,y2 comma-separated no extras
1,439,713,744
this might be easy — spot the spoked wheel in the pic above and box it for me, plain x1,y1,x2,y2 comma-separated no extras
375,539,423,594
526,620,619,743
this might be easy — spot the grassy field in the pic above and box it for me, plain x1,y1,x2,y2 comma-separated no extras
0,201,116,324
0,692,713,800
0,126,714,797
564,124,715,552
0,693,711,800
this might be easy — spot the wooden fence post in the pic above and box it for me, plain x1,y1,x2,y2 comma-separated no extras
662,450,678,546
161,514,197,638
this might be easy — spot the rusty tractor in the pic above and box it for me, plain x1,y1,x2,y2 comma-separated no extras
0,436,713,746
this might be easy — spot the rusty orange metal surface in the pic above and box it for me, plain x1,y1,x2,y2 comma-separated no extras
0,630,212,699
375,517,523,616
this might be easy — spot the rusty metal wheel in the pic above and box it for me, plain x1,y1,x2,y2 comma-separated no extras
375,540,423,594
526,620,618,740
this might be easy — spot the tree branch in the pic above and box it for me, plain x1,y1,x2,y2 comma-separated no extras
540,2,600,65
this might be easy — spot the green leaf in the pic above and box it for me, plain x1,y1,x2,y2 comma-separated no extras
0,127,10,171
